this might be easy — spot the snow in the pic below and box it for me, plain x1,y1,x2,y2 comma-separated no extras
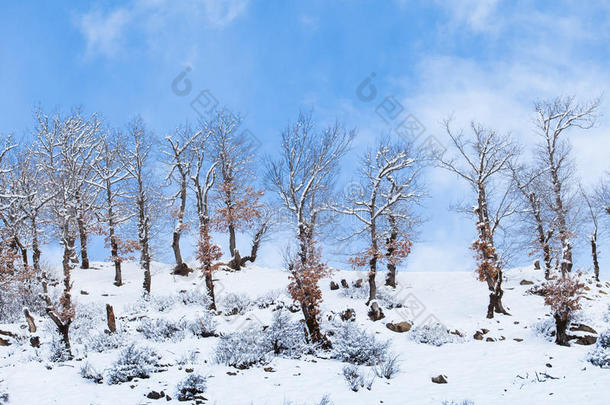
1,261,609,404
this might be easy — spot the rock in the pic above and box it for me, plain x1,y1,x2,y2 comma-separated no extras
30,336,40,348
185,368,194,373
0,337,10,346
166,395,172,401
513,338,523,342
340,279,349,288
481,328,489,334
546,363,552,368
474,331,484,340
353,279,363,288
226,371,237,376
147,391,165,399
386,321,412,333
264,367,275,372
574,335,597,345
431,374,448,384
330,281,339,290
486,337,496,342
450,329,463,337
340,308,355,322
520,280,534,285
569,324,597,334
368,302,385,321
80,290,89,295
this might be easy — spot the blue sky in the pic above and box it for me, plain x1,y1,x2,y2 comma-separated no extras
1,0,609,276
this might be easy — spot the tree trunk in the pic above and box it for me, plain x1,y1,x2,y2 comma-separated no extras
24,308,37,333
554,312,570,346
205,271,216,310
32,220,41,273
77,217,89,269
111,234,122,286
229,223,237,258
591,231,600,281
106,304,116,333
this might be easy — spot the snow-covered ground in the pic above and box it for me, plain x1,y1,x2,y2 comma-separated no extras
1,260,609,405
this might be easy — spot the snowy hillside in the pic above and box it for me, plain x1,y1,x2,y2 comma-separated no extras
1,262,609,405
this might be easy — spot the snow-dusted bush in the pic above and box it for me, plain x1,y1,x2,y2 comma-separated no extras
80,362,103,384
603,304,610,323
254,289,284,309
441,401,474,405
85,329,128,353
0,281,45,323
106,344,161,384
175,373,207,401
179,289,212,308
265,310,309,358
71,303,105,344
587,329,610,368
330,322,389,365
48,335,71,362
220,293,251,315
138,318,185,342
177,350,199,366
532,317,556,342
373,354,400,379
342,365,374,392
130,295,177,314
187,312,217,337
409,323,459,346
215,327,269,369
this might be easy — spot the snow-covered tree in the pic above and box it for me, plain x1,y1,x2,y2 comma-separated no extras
509,162,555,279
581,186,602,281
90,131,135,286
335,139,422,320
208,110,263,270
164,125,198,275
33,108,101,356
266,111,353,342
533,96,599,276
122,117,159,294
190,127,222,308
435,120,517,319
543,272,585,346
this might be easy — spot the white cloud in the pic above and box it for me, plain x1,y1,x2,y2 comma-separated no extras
76,0,249,58
78,8,131,58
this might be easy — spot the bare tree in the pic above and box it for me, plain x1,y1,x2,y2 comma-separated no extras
596,172,610,216
33,109,100,356
164,125,198,275
581,186,601,281
122,118,158,294
334,139,422,320
90,131,134,286
534,96,599,276
190,127,221,307
436,120,517,319
208,110,263,270
266,111,353,342
509,163,555,279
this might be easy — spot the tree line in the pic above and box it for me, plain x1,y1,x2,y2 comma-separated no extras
0,96,608,355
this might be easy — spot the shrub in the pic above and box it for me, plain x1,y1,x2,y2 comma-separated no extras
106,344,160,384
138,318,185,342
187,312,217,337
80,362,103,384
85,330,127,353
265,310,309,358
215,327,269,369
254,289,284,309
71,303,105,344
179,289,212,307
342,365,374,392
373,354,400,379
532,317,556,342
220,293,251,315
587,329,610,368
441,401,474,405
330,322,389,365
48,335,71,362
176,373,207,401
409,323,458,346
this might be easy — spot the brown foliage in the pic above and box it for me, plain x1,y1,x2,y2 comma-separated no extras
542,273,585,319
349,238,412,269
214,184,264,232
